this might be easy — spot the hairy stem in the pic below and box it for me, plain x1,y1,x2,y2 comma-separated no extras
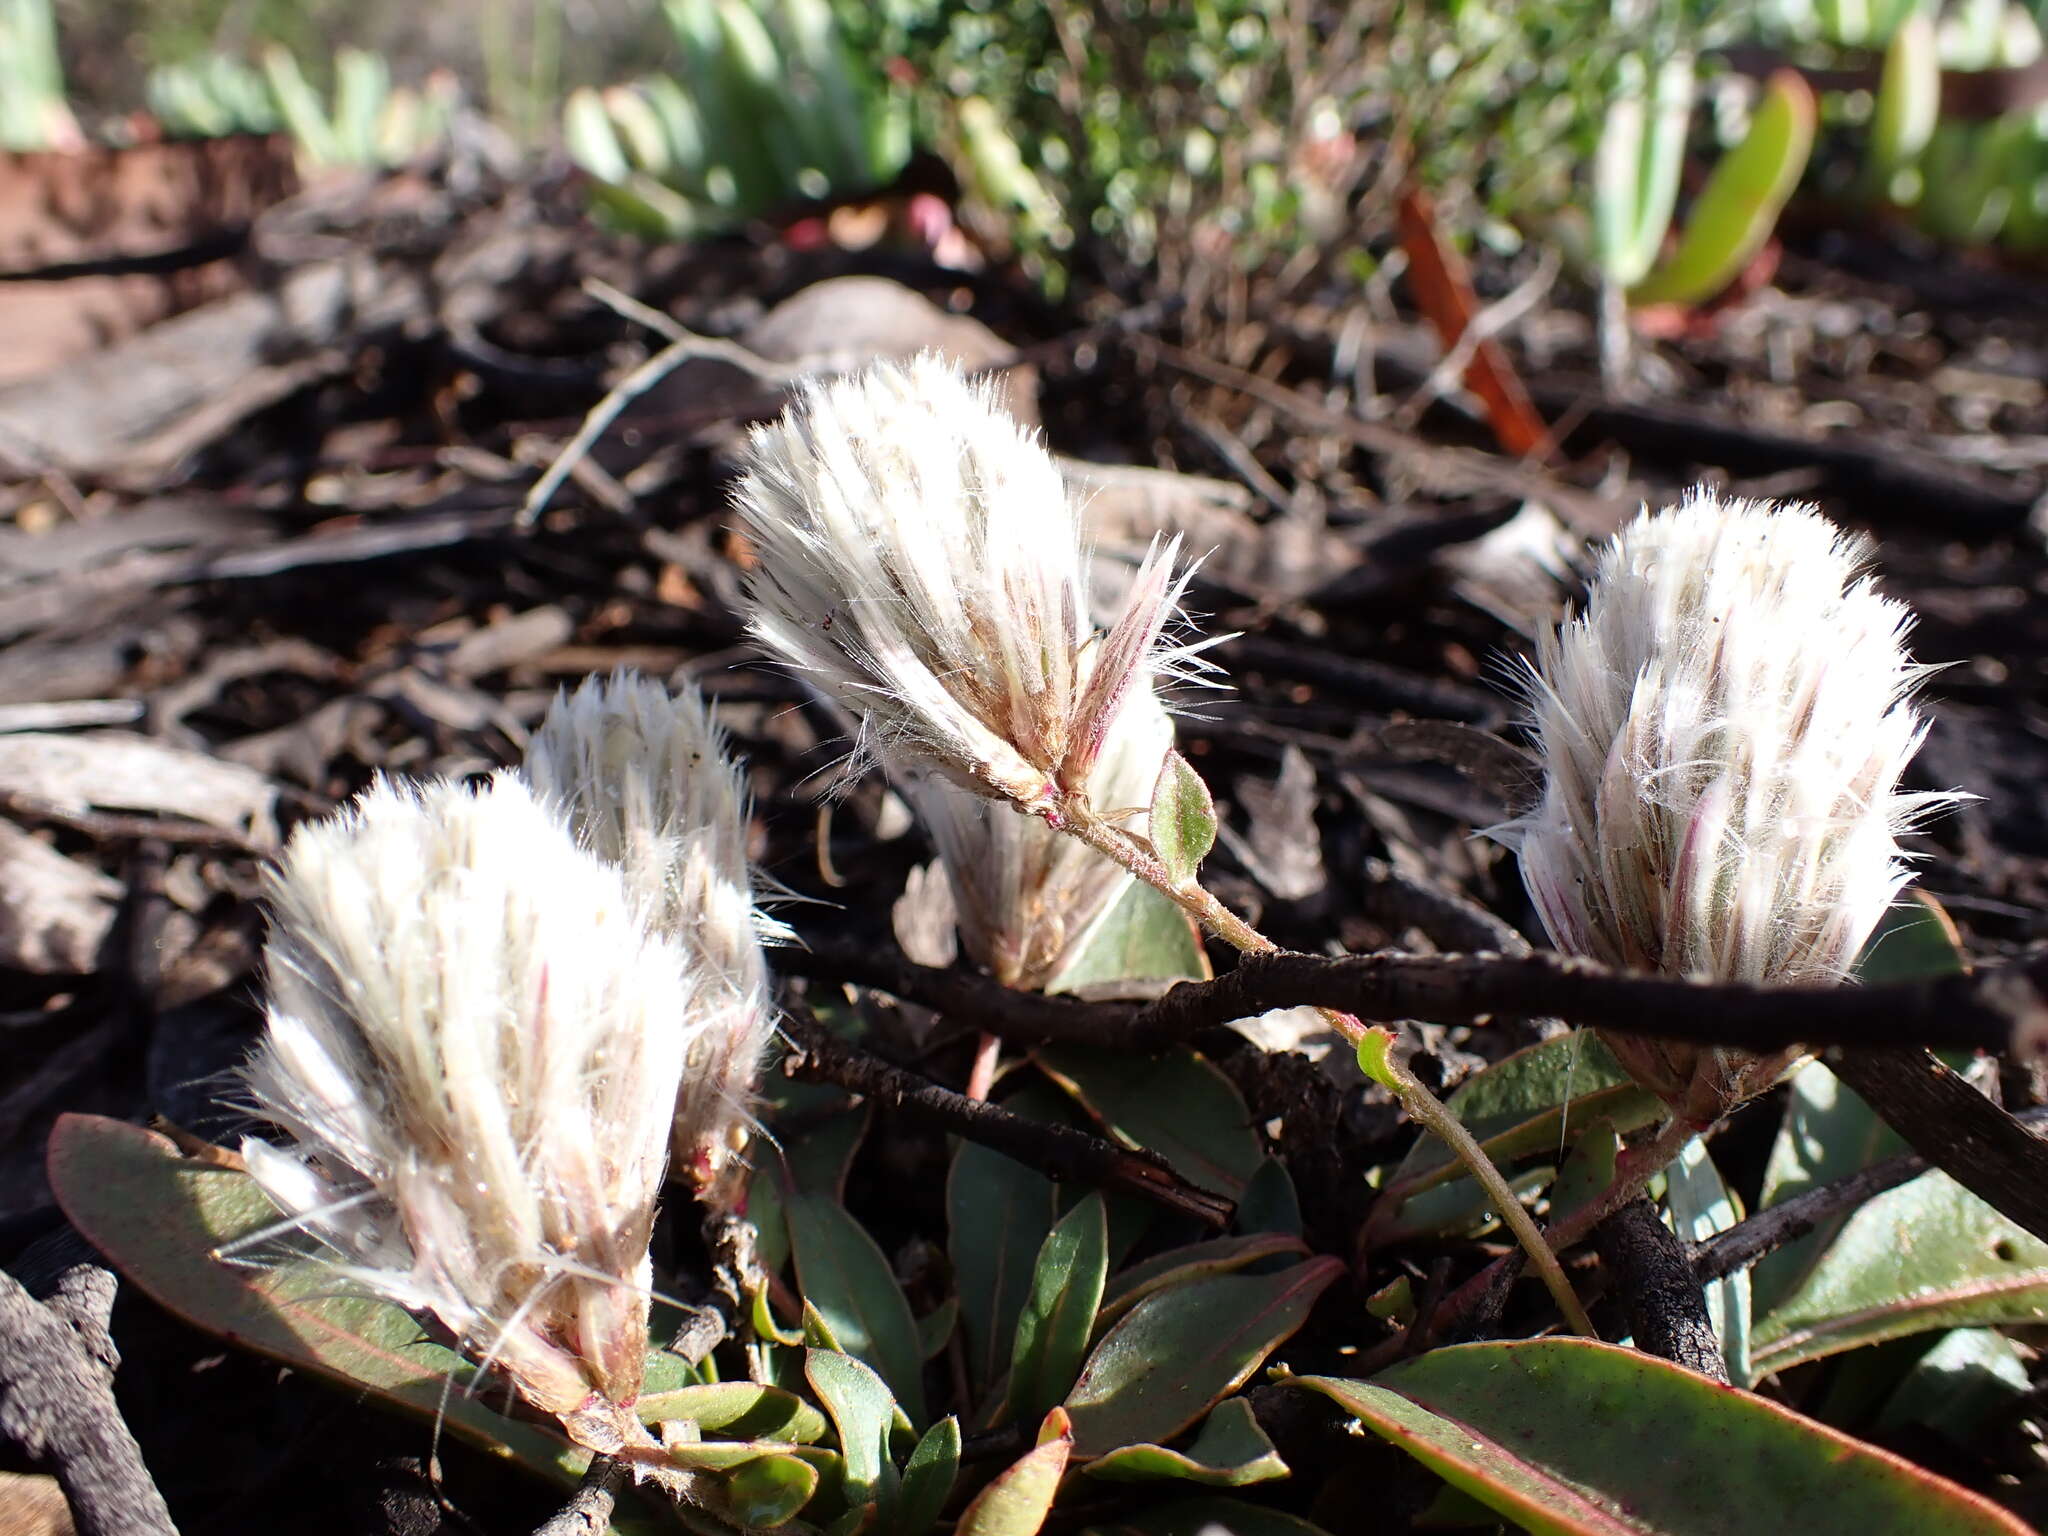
1362,1031,1598,1338
1052,791,1594,1334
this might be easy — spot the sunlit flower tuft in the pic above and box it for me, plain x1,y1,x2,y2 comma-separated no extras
520,670,780,1208
239,774,686,1455
733,353,1206,813
1499,491,1960,1123
904,683,1175,991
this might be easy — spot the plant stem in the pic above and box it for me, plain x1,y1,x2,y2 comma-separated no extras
1366,1040,1599,1339
1053,792,1596,1336
1053,797,1277,959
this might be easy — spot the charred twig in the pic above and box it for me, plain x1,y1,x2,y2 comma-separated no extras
784,942,2048,1061
1594,1199,1726,1383
776,1003,1235,1228
531,1454,625,1536
1825,1050,2048,1248
1689,1104,2048,1283
1358,859,1531,957
0,1267,178,1536
1690,1152,1923,1285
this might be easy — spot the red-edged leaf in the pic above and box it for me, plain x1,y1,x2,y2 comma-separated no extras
1064,1258,1341,1457
1293,1339,2032,1535
45,1115,580,1478
956,1407,1073,1536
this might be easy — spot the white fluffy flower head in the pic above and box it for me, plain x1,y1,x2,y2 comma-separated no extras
1503,492,1957,1121
520,670,779,1208
906,682,1175,991
239,774,687,1454
733,353,1199,812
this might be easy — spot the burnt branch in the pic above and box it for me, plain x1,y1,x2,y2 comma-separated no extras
776,1002,1235,1227
785,942,2048,1060
1594,1199,1727,1383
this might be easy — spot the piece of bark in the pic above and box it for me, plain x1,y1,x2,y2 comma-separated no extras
0,821,118,973
1595,1198,1728,1383
0,1269,177,1536
0,734,276,843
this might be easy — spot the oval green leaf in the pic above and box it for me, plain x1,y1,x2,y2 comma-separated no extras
789,1192,928,1424
1036,1045,1262,1200
1049,877,1211,994
1377,1030,1660,1241
720,1452,821,1528
1750,1170,2048,1377
949,1134,1059,1395
805,1348,902,1520
1082,1396,1288,1487
46,1115,582,1483
636,1380,830,1443
1097,1233,1310,1332
897,1416,963,1536
1628,69,1816,307
955,1410,1073,1536
1064,1258,1341,1457
1009,1193,1110,1426
1293,1339,2032,1535
1151,750,1218,889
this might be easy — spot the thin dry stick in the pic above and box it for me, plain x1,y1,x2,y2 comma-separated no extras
1049,793,1598,1338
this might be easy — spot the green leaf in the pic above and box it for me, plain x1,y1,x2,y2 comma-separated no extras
1294,1340,2034,1535
1875,1329,2032,1444
896,1416,962,1535
806,1348,903,1520
1594,53,1695,287
46,1115,582,1485
1854,892,1969,985
949,1135,1059,1395
1869,11,1940,200
1063,1259,1341,1457
1097,1234,1311,1331
1628,69,1816,307
1009,1194,1110,1426
789,1193,928,1424
1037,1045,1262,1199
1753,897,1967,1317
636,1381,830,1442
1662,1136,1750,1386
1234,1158,1303,1240
1048,878,1210,994
1377,1030,1660,1241
1079,1496,1334,1535
955,1409,1073,1536
1150,750,1218,888
1749,1171,2048,1377
720,1452,820,1527
918,1296,959,1362
1751,1062,1909,1319
1082,1396,1288,1486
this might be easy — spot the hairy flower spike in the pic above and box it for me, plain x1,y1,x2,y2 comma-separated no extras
1500,492,1958,1124
905,683,1174,991
733,353,1201,811
520,670,778,1209
240,775,686,1456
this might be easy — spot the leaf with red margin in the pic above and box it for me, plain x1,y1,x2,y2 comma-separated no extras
44,1115,631,1487
1063,1258,1341,1458
1289,1339,2032,1536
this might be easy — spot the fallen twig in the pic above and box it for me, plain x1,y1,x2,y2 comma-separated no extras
0,1267,178,1536
777,1000,1235,1227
